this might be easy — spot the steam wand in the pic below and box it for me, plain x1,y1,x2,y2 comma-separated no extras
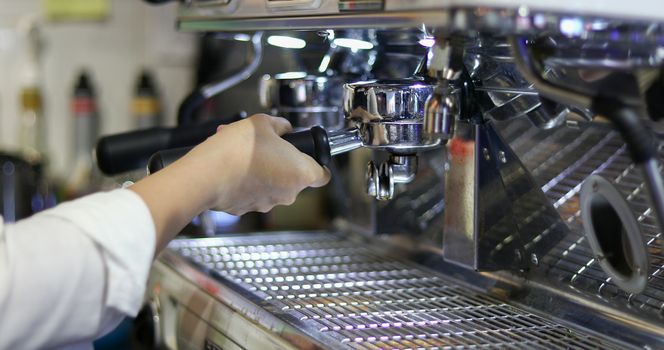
178,32,264,126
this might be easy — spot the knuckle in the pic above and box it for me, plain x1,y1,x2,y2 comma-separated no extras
255,200,274,213
226,208,243,216
257,206,272,213
253,113,271,123
305,171,319,185
246,114,264,125
297,164,314,181
283,195,297,206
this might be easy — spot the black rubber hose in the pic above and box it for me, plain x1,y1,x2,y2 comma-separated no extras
592,96,664,242
645,69,664,121
176,91,206,126
591,97,657,163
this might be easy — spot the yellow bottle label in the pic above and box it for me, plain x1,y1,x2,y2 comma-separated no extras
21,87,42,111
42,0,109,21
132,97,159,116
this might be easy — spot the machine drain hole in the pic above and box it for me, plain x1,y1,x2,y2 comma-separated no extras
589,194,633,277
580,175,648,294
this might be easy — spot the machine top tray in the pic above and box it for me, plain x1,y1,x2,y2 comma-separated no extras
178,0,664,33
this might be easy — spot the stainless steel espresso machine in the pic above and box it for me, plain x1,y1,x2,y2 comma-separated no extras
109,1,664,349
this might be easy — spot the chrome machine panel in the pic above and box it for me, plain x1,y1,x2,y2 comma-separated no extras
176,0,664,31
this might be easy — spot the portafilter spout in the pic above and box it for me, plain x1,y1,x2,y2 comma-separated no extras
423,37,465,147
342,78,438,200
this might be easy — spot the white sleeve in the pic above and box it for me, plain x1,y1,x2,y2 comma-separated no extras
0,189,156,349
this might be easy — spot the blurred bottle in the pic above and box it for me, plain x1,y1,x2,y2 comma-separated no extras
17,16,46,163
13,17,57,215
18,86,46,163
16,86,56,215
65,71,101,198
0,153,40,221
132,70,161,129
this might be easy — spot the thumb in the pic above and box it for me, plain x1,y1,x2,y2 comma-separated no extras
265,115,293,136
309,166,332,188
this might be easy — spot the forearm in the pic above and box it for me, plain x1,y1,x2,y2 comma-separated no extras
129,114,330,254
129,148,217,253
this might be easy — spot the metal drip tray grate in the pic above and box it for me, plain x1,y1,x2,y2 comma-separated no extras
171,233,623,349
504,122,664,317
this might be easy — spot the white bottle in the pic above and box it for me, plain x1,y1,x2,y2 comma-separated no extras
65,71,100,198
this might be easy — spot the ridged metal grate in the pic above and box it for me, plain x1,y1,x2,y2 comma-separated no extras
505,122,664,316
171,233,623,349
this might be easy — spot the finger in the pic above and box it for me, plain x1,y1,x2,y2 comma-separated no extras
255,203,274,213
309,166,332,188
296,152,331,188
265,115,293,136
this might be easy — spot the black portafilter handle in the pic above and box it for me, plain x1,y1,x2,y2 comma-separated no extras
96,118,222,175
147,126,332,174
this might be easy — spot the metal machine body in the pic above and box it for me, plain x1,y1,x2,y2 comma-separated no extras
442,119,569,271
136,1,664,349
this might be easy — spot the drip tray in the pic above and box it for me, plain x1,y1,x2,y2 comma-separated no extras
163,231,626,349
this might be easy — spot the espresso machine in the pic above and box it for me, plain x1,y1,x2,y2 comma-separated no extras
97,0,664,348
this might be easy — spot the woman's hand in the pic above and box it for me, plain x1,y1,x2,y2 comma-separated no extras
187,114,330,214
130,114,330,253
